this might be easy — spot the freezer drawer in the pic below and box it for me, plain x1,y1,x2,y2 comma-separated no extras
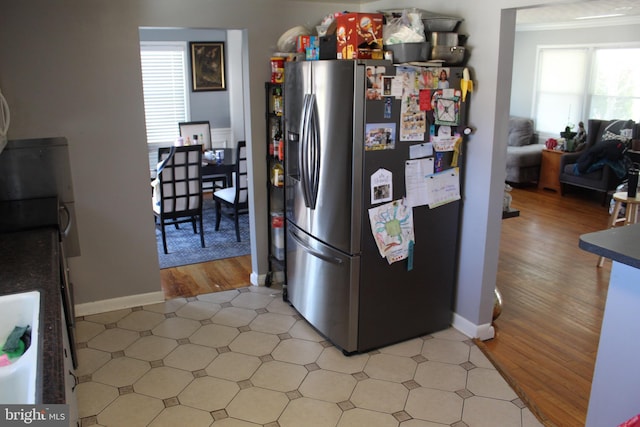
286,223,359,352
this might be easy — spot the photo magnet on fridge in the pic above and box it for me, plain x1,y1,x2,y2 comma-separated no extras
371,168,393,205
383,76,393,97
365,123,396,151
366,66,386,100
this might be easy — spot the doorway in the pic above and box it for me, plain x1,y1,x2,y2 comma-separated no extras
139,27,253,271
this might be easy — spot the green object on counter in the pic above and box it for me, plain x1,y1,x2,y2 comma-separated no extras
0,339,26,360
2,325,28,352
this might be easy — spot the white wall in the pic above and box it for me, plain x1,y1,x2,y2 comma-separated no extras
139,28,232,129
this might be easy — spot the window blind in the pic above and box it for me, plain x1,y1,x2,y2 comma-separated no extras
533,45,640,136
140,42,189,171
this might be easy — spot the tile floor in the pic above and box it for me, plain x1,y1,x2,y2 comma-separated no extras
75,285,543,427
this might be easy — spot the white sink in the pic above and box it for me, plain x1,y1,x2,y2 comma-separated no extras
0,290,41,404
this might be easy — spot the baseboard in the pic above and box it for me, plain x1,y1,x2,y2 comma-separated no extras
250,272,262,286
251,271,285,287
75,291,165,317
452,312,495,341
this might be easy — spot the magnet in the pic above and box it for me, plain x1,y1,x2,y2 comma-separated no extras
384,97,392,119
407,240,414,271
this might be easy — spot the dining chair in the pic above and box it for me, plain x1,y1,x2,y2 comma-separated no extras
179,120,227,191
213,141,248,242
152,145,205,254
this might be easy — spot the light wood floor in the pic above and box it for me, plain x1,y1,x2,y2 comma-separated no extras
159,254,252,299
160,186,611,427
477,185,611,427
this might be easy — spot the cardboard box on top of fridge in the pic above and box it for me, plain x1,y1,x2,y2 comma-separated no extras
297,35,319,53
335,12,384,59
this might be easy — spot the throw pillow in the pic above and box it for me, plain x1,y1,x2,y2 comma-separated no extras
604,119,635,136
508,118,534,147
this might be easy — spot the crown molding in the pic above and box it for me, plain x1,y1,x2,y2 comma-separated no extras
516,14,640,32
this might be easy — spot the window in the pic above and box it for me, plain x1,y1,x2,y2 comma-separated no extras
533,45,640,136
140,42,189,170
590,48,640,121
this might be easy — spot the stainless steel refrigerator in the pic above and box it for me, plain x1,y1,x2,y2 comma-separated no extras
284,60,467,354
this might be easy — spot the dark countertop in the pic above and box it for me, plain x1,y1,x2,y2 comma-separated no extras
579,223,640,270
0,229,65,404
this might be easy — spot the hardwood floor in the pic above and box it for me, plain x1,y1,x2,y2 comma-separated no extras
160,185,611,427
478,185,611,427
159,254,252,298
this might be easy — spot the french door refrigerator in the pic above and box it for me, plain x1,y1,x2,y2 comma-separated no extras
284,59,467,354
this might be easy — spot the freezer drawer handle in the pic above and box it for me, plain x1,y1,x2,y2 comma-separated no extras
290,230,343,265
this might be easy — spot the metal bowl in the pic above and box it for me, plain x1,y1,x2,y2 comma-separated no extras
422,16,463,32
379,8,463,32
429,32,459,46
430,45,465,64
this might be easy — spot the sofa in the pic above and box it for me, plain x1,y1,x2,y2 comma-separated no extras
505,117,543,184
559,119,639,202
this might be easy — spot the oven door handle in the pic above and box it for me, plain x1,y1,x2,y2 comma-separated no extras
59,204,72,238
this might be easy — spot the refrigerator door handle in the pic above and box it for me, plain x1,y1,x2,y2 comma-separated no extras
308,94,320,209
290,228,344,265
299,94,320,210
299,94,313,208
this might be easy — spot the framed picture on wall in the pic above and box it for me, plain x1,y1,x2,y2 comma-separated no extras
189,41,226,92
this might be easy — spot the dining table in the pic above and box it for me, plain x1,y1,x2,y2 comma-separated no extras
202,148,235,188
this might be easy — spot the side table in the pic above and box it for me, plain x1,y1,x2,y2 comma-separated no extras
538,148,565,192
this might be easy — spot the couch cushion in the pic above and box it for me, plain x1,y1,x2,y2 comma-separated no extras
506,144,544,168
508,117,534,147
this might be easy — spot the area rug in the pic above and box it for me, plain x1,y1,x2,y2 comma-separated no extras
155,198,251,269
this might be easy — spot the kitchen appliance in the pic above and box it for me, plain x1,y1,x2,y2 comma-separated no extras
284,60,467,353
